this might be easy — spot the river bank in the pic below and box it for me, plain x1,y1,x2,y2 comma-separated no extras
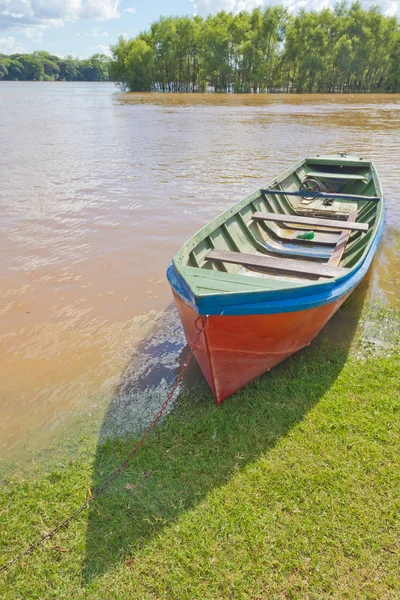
1,290,399,598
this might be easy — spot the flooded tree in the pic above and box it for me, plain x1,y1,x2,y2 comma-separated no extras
110,3,400,93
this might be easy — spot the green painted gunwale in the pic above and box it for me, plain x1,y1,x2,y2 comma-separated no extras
172,155,384,300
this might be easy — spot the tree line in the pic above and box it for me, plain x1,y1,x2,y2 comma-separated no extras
0,51,112,81
110,2,400,93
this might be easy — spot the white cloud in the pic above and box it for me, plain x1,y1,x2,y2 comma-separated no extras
0,0,125,33
78,27,109,37
79,0,120,20
29,0,82,20
27,0,120,21
0,1,134,54
23,26,43,42
191,0,400,17
0,34,24,53
96,43,111,55
385,1,399,16
191,0,236,15
375,0,400,17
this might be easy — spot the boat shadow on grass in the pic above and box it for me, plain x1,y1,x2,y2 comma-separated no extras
82,279,369,583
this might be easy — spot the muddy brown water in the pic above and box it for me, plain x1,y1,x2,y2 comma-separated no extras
0,82,399,461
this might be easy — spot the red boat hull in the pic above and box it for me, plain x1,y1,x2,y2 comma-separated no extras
173,292,349,403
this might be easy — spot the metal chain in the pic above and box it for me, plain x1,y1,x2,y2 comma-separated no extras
0,317,208,575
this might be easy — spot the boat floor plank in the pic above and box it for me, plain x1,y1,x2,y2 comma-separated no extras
253,211,368,232
206,249,348,279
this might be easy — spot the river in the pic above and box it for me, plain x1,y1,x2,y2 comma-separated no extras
0,82,399,462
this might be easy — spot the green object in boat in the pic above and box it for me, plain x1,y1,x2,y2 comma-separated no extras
297,231,315,240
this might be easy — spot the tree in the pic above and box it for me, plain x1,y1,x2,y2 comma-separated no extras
32,51,60,80
151,17,178,91
110,36,133,86
0,57,9,80
385,30,400,91
124,39,154,91
13,55,45,80
203,11,233,92
78,54,110,81
59,56,79,81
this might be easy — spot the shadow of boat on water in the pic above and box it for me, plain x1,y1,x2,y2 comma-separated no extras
95,304,204,444
82,278,370,582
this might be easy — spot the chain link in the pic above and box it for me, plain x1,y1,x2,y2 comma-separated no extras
0,317,208,575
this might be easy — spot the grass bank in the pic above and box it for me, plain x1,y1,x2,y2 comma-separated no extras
1,295,399,599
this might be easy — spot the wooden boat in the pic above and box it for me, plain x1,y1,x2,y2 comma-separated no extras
167,154,384,403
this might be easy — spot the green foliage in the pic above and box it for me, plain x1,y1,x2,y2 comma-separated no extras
109,36,132,85
0,52,112,82
124,39,154,91
109,4,400,92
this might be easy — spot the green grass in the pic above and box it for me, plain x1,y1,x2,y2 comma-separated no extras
1,294,399,599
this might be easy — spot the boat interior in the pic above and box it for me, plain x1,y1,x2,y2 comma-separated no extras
176,156,382,292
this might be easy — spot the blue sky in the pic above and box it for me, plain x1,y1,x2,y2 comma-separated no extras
0,0,399,58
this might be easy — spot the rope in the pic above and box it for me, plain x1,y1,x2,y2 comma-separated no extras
0,316,208,575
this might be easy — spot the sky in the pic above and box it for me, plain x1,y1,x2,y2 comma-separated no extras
0,0,399,58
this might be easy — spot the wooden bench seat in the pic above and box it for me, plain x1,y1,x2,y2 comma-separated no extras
252,211,369,232
261,189,379,202
206,249,348,279
306,171,367,182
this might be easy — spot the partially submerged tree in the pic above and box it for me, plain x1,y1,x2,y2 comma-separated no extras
109,3,400,93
